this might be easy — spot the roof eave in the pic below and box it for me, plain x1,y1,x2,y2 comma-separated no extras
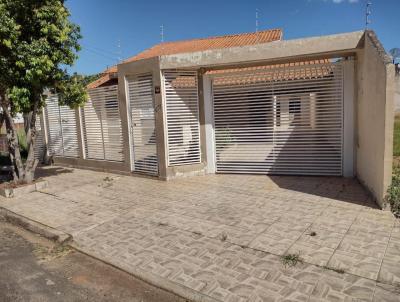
159,31,365,70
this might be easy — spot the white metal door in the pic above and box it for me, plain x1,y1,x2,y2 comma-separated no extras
84,85,123,161
126,74,158,175
212,62,343,176
163,70,201,166
45,95,79,157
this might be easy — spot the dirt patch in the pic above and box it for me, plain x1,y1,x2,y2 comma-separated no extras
0,222,190,302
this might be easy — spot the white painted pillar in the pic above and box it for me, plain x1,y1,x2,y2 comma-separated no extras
40,107,49,158
75,107,86,159
343,59,355,177
203,75,216,174
122,76,134,171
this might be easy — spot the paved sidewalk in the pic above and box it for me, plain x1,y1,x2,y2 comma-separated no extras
1,166,399,301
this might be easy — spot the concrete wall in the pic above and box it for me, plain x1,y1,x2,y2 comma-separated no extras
356,31,395,208
53,156,129,175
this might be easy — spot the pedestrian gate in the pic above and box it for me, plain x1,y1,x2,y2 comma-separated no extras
126,74,158,175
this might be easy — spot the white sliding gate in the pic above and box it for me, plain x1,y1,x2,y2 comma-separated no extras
45,95,79,157
34,113,46,161
212,62,343,176
126,74,158,175
163,70,201,166
84,85,123,161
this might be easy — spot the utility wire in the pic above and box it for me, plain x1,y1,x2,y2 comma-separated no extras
81,48,117,62
82,43,121,57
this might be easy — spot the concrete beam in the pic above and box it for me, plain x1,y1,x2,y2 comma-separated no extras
159,31,364,70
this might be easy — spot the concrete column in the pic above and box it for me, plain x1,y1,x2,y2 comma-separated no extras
343,59,355,177
154,68,168,179
198,71,206,163
202,75,216,174
75,107,86,159
118,74,134,172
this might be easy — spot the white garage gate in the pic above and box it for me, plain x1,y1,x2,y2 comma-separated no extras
211,61,344,176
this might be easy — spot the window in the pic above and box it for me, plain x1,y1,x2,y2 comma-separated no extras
289,99,301,123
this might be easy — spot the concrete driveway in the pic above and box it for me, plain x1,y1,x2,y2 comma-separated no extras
1,166,399,302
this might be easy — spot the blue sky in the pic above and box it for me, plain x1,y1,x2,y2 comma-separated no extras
66,0,399,75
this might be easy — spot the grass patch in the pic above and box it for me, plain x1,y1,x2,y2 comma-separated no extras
281,252,303,268
388,114,400,217
33,243,72,262
386,165,400,217
394,115,400,158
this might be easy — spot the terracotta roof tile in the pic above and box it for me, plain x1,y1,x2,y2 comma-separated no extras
166,59,333,88
103,28,282,75
208,59,333,86
87,72,115,89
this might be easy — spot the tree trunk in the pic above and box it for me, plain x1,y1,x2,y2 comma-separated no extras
0,90,39,184
0,91,25,183
23,94,40,184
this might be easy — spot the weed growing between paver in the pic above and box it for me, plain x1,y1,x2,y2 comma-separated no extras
219,232,228,242
280,252,303,268
322,265,345,274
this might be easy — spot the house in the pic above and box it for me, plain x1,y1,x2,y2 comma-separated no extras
0,113,28,154
36,29,395,208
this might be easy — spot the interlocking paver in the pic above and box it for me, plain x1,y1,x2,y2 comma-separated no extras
0,166,398,302
328,250,382,280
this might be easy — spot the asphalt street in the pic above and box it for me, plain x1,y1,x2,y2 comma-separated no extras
0,221,188,302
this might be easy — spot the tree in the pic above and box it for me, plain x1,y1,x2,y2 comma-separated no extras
0,0,87,184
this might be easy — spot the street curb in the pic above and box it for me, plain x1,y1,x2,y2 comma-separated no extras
0,207,72,245
71,244,220,302
0,207,219,302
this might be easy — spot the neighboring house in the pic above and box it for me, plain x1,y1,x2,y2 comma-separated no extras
0,113,25,154
38,29,395,207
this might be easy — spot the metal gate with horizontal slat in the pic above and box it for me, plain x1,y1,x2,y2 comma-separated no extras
45,95,79,158
212,61,343,176
126,74,158,175
34,113,45,161
83,85,123,161
163,70,201,166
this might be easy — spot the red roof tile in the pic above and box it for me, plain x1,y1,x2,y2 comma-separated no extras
103,29,282,75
